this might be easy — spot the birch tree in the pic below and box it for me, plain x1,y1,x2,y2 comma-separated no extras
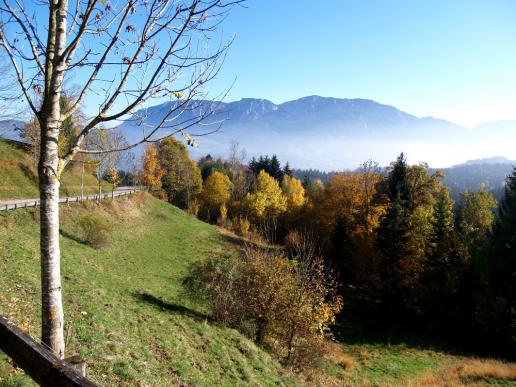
0,0,240,358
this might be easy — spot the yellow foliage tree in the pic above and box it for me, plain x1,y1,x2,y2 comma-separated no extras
141,144,165,191
201,171,233,221
281,175,306,211
247,170,287,219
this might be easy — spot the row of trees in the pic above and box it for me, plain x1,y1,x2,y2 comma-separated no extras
143,145,514,353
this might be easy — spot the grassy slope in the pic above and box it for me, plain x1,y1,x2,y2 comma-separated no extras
0,140,111,200
0,194,514,386
0,195,291,386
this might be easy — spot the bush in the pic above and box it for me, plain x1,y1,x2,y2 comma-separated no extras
183,243,342,364
232,216,250,236
187,199,200,216
78,213,110,248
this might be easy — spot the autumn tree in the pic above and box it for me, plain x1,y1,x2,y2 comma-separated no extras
141,144,165,192
247,170,287,220
103,167,120,188
227,141,253,204
281,175,306,211
313,171,383,294
201,171,233,222
457,189,497,264
0,0,239,357
158,137,202,209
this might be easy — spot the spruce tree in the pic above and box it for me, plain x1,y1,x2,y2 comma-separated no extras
493,168,516,281
430,188,456,267
302,175,312,189
270,155,283,181
283,162,293,179
425,188,461,322
377,153,416,314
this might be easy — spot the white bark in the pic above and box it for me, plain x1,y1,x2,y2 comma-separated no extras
38,0,68,358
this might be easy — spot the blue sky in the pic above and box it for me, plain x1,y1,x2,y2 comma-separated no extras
208,0,516,127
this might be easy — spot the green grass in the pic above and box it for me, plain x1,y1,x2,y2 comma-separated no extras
0,195,292,386
0,140,112,200
0,193,514,386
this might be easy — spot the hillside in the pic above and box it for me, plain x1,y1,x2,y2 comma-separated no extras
1,195,515,386
0,195,292,386
0,140,112,200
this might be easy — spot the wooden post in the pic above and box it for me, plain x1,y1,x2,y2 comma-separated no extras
65,355,87,377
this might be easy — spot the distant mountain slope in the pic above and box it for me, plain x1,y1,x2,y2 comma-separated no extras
0,119,25,142
455,156,515,166
437,161,514,202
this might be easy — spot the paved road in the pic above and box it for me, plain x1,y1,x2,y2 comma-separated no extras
0,187,142,211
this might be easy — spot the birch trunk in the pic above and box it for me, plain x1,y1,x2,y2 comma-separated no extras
38,0,68,358
38,129,64,358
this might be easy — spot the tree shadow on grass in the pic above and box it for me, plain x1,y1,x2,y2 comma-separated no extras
59,229,84,244
330,304,461,357
19,163,38,184
332,319,449,351
218,231,282,253
332,311,516,361
132,292,212,323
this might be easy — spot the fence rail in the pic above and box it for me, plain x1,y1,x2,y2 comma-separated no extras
0,315,97,386
0,188,143,212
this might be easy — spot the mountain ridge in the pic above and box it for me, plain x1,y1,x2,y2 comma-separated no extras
120,95,510,169
2,96,515,170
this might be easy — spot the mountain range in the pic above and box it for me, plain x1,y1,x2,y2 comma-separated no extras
2,96,516,170
117,96,516,170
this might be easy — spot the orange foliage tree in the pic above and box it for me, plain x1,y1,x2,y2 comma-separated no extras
141,144,165,193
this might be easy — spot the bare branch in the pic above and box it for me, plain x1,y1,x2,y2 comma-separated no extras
0,27,38,115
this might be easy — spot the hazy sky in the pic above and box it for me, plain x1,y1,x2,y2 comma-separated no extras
208,0,516,128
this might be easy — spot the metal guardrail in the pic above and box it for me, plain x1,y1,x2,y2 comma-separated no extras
0,188,143,212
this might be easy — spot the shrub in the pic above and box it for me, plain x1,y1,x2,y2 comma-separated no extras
231,216,250,236
183,243,342,365
78,213,110,248
187,199,200,216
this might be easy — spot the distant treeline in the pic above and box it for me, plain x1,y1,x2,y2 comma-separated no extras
434,163,513,202
295,162,514,204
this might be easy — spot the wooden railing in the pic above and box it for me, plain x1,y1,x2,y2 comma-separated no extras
0,315,97,386
0,188,143,212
